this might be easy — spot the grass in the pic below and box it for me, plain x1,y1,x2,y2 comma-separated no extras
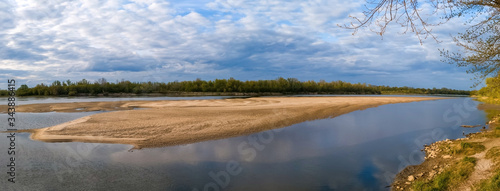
477,169,500,191
460,142,486,155
477,146,500,190
445,142,486,156
438,141,485,156
485,109,500,122
486,146,500,161
413,157,477,191
486,126,500,138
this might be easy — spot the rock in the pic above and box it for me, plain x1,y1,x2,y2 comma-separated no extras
428,170,437,178
461,125,481,128
408,175,415,181
433,165,438,169
442,155,452,159
427,150,437,159
405,182,411,185
417,173,424,177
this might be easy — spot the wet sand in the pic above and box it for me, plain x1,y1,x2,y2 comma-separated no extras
15,96,446,148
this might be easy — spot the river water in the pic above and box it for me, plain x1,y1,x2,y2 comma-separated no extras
0,97,487,191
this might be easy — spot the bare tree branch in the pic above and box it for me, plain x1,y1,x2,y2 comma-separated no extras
342,0,500,86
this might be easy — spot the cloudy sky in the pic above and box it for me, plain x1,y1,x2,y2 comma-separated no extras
0,0,477,90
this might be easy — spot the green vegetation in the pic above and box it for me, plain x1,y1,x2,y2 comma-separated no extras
475,75,500,104
475,117,500,190
486,146,500,162
486,126,500,138
0,90,11,96
412,157,477,191
440,141,486,156
478,146,500,191
477,169,500,191
484,110,500,123
9,77,470,96
456,142,486,156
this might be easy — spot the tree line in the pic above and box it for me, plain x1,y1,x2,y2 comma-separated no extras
0,78,470,96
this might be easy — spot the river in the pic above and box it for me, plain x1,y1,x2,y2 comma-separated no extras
0,96,486,190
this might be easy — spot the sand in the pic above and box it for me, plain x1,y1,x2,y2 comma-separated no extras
13,96,446,149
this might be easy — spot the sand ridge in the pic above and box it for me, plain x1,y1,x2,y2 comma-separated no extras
17,96,447,149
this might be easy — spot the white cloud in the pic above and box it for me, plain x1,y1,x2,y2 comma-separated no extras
0,0,477,89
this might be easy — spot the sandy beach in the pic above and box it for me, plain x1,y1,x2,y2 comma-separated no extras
14,96,446,148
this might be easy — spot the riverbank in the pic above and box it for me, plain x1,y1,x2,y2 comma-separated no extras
0,91,469,98
392,105,500,190
7,96,444,149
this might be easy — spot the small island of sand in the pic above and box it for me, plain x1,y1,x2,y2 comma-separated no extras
7,96,446,148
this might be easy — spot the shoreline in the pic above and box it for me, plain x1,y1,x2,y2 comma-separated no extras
391,103,500,190
0,92,469,99
6,96,445,149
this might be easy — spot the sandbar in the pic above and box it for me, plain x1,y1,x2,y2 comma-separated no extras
13,96,447,148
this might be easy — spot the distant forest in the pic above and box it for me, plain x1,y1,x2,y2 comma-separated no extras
0,77,470,96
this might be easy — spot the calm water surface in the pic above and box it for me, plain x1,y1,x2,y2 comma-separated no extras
0,97,487,191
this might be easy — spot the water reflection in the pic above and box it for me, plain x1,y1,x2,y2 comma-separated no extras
0,98,487,191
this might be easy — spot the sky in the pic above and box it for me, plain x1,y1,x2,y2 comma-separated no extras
0,0,480,90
